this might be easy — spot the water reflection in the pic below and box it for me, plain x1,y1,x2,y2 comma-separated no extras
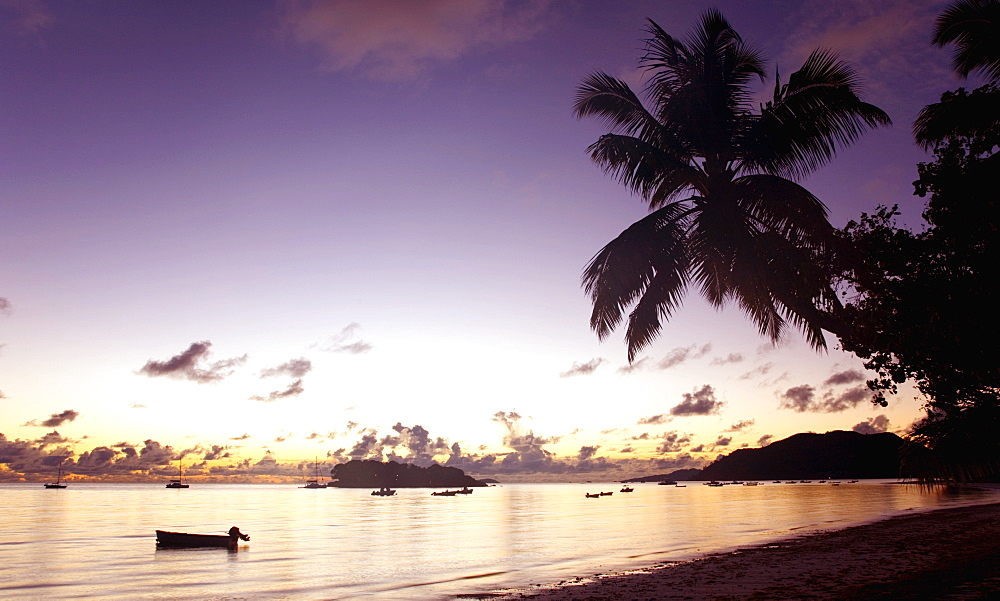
0,481,994,600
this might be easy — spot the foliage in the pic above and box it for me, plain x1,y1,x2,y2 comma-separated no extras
575,10,888,360
836,87,999,482
932,0,1000,81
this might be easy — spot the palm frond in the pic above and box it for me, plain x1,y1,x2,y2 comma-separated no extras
586,134,700,207
744,49,890,179
933,0,1000,81
624,264,691,362
574,71,665,141
732,175,833,248
582,202,691,340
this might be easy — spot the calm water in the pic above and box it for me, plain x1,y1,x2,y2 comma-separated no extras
1,481,996,600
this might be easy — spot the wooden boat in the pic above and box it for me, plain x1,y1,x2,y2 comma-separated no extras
156,527,249,549
165,461,189,488
455,487,473,494
599,491,613,496
620,485,634,493
371,488,396,496
657,479,677,485
585,492,601,498
44,461,67,489
431,490,458,496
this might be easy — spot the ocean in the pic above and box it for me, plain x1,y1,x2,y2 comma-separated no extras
1,480,996,600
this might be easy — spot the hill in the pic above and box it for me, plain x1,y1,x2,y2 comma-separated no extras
698,430,920,480
328,460,486,488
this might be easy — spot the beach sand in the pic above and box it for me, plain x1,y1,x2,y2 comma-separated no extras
473,501,1000,601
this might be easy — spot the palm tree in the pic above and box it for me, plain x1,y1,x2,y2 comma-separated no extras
914,0,1000,148
932,0,1000,82
575,10,890,361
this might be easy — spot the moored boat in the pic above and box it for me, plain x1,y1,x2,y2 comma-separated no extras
44,460,68,489
585,492,601,498
620,485,634,492
165,460,189,488
371,487,396,496
431,490,458,496
156,527,249,549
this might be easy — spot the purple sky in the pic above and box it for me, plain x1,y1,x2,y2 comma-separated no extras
0,0,965,480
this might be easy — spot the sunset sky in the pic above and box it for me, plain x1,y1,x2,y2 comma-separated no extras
0,0,970,480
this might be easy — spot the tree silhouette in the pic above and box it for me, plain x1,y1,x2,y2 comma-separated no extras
575,10,889,361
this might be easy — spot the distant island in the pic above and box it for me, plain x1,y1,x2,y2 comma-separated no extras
627,431,922,482
328,459,487,488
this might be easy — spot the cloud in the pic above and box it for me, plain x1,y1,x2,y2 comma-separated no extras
0,297,11,315
23,409,79,428
824,369,865,386
853,415,891,435
0,0,52,38
779,385,816,412
315,323,373,354
35,430,72,446
757,435,774,447
559,358,605,377
710,353,745,366
657,343,712,370
712,436,732,447
617,357,650,374
739,362,775,380
138,341,247,383
655,431,692,454
257,379,307,403
637,414,669,425
725,419,755,432
669,385,724,416
577,445,600,461
260,358,313,379
128,402,147,409
230,433,252,441
280,0,555,81
780,384,872,412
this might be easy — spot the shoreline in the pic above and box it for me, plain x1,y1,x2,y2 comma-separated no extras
474,500,1000,600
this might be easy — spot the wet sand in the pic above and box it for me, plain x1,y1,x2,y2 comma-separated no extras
476,501,1000,601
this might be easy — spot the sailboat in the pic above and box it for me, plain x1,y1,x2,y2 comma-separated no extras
300,457,327,488
165,460,189,488
44,460,67,489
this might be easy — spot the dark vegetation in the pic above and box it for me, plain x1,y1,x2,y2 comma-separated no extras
580,1,999,483
697,431,921,481
329,459,486,488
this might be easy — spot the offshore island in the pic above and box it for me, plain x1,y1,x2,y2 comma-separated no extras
326,459,488,489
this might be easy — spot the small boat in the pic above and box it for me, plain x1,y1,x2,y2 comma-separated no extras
165,460,189,488
156,526,249,549
44,461,68,489
599,491,613,496
743,481,760,486
674,483,686,487
585,492,601,498
830,481,841,486
707,481,724,487
431,490,458,496
657,480,677,485
300,458,327,488
371,487,396,496
620,485,634,493
455,487,474,494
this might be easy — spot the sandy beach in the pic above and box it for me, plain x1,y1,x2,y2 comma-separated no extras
476,500,1000,601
